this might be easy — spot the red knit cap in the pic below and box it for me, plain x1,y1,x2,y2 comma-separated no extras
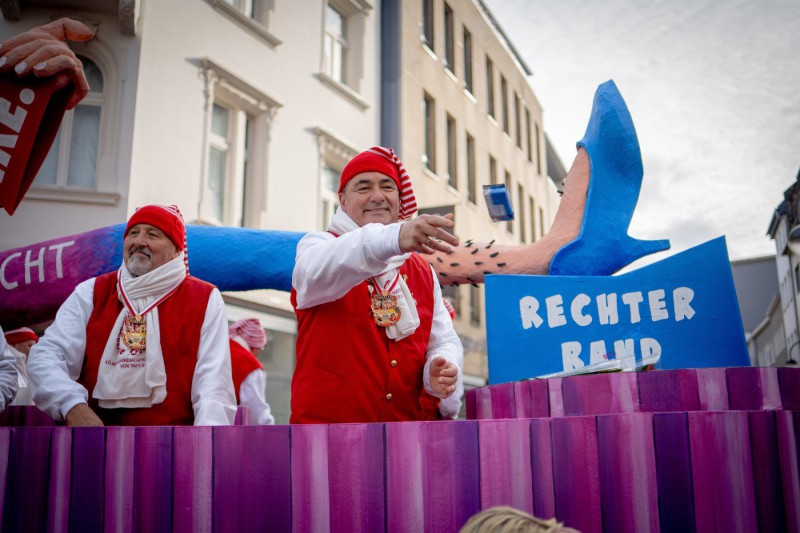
4,327,37,345
229,318,267,350
0,75,72,216
338,147,417,220
125,204,188,271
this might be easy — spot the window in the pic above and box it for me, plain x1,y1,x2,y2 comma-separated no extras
315,126,356,230
422,0,434,50
34,56,104,190
470,284,481,326
200,59,281,227
501,75,509,134
489,155,497,185
463,27,473,93
539,207,545,239
514,93,521,148
324,4,347,84
320,164,340,230
466,133,476,204
446,114,457,189
504,171,513,233
518,184,526,243
525,108,533,162
486,56,495,118
535,122,542,174
423,92,437,172
529,196,536,242
318,0,371,107
444,3,454,73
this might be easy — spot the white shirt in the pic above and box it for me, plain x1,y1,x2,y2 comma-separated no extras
27,278,237,425
292,222,464,417
8,344,32,406
0,329,18,411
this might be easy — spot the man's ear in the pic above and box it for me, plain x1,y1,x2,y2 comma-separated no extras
338,192,346,209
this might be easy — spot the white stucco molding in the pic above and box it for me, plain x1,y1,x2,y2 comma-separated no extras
211,0,282,48
118,0,139,36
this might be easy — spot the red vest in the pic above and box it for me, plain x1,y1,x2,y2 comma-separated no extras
79,272,214,426
290,254,435,423
229,339,264,403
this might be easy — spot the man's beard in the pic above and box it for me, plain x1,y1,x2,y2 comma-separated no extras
126,247,153,277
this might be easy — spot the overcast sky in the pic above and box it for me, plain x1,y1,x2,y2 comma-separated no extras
484,0,800,266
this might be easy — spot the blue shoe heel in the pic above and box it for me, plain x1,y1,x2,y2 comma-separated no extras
549,80,670,276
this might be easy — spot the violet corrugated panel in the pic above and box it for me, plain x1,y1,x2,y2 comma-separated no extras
424,421,480,531
473,386,493,420
466,387,477,419
726,367,778,410
776,411,800,532
233,406,250,425
46,427,72,533
758,368,783,409
551,416,602,533
529,418,555,519
213,426,292,533
638,369,700,412
104,427,135,533
328,424,385,532
385,422,425,532
597,413,659,533
2,427,51,532
748,411,787,532
386,421,481,532
133,426,174,533
529,379,550,418
0,429,8,524
548,378,564,418
688,411,758,532
173,427,213,533
652,413,695,532
696,368,729,411
488,382,516,419
69,427,106,532
778,368,800,410
514,382,530,418
478,419,533,512
561,372,639,417
291,424,331,533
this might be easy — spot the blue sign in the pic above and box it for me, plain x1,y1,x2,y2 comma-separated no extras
485,237,750,385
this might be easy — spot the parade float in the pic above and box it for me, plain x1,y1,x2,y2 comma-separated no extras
1,81,797,533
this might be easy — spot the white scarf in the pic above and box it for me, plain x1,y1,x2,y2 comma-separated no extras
93,253,187,408
329,208,420,341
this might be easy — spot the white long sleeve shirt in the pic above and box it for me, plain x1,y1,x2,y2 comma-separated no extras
27,278,237,425
0,329,18,411
239,368,275,425
292,222,463,411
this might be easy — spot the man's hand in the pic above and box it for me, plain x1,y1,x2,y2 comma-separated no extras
0,18,95,109
399,213,460,255
65,403,104,427
429,356,458,398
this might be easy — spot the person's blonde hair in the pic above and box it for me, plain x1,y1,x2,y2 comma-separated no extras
459,506,571,533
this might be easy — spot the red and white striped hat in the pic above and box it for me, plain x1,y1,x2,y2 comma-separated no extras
125,204,189,272
229,318,267,350
338,146,417,220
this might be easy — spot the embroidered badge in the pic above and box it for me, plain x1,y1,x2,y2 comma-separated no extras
121,312,147,350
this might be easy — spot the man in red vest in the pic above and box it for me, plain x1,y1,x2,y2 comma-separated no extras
229,318,275,425
291,147,463,423
27,205,237,426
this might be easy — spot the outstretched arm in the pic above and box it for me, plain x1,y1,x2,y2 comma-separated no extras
0,17,95,109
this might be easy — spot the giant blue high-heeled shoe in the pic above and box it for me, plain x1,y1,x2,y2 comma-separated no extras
549,80,670,276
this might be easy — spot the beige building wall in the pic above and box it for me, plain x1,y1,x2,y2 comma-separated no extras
395,0,561,384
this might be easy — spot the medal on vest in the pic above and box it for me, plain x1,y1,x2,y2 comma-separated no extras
116,268,183,354
369,274,402,327
122,311,147,350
